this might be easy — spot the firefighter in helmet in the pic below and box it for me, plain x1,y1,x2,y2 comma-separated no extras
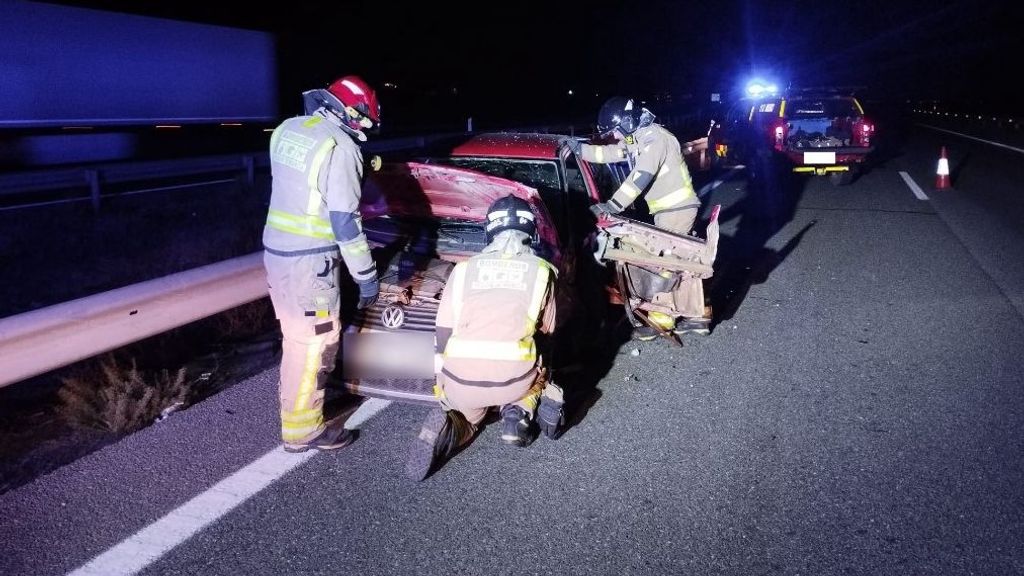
570,96,711,340
263,75,381,452
406,194,563,481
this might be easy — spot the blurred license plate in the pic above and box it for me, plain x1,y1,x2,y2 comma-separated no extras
804,151,836,164
341,332,434,379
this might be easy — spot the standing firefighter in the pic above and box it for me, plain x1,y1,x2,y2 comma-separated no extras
406,195,563,481
575,96,712,340
263,75,381,452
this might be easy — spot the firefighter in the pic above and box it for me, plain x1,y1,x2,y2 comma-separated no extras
572,96,712,340
263,75,381,452
406,195,563,481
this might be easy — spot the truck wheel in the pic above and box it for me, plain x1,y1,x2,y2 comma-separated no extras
747,149,774,186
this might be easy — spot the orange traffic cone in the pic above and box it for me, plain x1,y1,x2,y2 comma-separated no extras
935,146,951,190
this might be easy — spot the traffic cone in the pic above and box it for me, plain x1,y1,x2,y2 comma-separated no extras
935,146,951,190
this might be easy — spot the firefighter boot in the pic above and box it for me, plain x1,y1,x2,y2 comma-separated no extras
499,405,533,447
283,418,356,453
674,317,711,336
537,385,565,440
632,325,659,341
674,305,713,336
406,408,476,481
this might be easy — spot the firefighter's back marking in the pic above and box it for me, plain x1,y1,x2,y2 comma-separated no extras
471,259,528,291
272,129,317,171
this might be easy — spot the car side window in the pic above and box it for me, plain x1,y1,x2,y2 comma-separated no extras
587,162,621,202
564,154,588,197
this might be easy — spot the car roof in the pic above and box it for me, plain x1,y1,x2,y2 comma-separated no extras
449,132,564,160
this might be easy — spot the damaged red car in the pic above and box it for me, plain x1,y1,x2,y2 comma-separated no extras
339,133,719,404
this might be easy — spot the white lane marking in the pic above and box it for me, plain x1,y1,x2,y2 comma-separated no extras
67,448,317,576
918,124,1024,155
68,399,392,576
899,171,930,201
345,398,393,429
698,166,743,198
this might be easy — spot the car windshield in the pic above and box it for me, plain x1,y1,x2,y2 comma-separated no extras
787,98,861,118
441,157,561,191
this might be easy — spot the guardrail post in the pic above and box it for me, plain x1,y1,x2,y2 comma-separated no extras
86,169,101,213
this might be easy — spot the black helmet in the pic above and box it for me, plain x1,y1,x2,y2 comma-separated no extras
484,195,536,243
597,96,641,136
597,96,656,136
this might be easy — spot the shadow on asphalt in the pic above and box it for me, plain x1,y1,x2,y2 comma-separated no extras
703,154,812,329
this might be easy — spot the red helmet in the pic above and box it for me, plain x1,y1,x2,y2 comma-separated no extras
326,75,380,131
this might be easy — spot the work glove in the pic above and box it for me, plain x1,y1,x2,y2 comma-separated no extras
588,201,618,218
356,277,379,310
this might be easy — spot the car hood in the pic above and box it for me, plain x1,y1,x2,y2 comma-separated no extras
360,162,560,262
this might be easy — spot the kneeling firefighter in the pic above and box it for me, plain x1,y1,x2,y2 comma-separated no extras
406,195,564,481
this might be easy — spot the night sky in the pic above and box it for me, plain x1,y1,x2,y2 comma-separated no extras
41,0,1024,129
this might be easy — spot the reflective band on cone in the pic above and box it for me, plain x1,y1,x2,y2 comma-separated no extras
936,146,951,190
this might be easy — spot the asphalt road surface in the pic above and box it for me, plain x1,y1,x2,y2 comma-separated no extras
2,123,1022,576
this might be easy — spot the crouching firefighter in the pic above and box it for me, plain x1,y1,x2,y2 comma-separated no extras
406,195,565,481
571,97,712,340
263,75,382,452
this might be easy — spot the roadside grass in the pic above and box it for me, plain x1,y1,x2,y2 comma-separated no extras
58,357,190,434
54,297,279,435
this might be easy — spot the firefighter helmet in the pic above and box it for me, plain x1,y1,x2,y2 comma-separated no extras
597,96,656,136
485,195,536,243
302,75,381,135
597,96,640,136
326,75,381,131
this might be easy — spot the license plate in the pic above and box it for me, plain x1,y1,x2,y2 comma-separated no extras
804,151,836,165
341,331,435,379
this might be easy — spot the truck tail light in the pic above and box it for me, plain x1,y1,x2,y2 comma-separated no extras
773,120,786,152
854,119,874,147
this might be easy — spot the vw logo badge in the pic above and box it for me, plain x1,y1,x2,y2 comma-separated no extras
381,305,406,330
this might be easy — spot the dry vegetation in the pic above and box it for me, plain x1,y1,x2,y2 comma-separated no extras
211,297,276,342
58,356,190,434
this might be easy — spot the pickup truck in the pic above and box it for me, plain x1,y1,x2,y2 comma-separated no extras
710,89,875,186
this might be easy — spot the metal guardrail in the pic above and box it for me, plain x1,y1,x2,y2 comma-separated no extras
0,252,267,389
0,154,270,211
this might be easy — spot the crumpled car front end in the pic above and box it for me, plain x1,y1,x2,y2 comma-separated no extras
337,162,557,404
